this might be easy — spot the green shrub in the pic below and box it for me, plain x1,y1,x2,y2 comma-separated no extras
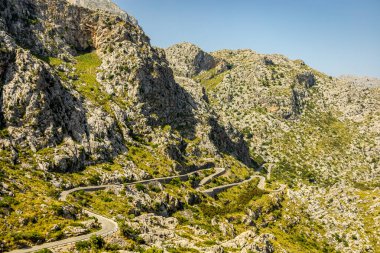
203,240,216,246
49,230,64,241
28,18,39,25
0,196,16,208
90,235,105,249
120,223,140,239
47,188,60,199
144,247,164,253
105,243,121,251
88,174,101,185
75,240,91,251
51,204,64,216
136,236,145,244
167,247,199,253
189,174,200,188
170,178,182,186
148,184,161,193
14,231,44,244
135,183,146,192
101,196,113,202
102,165,112,171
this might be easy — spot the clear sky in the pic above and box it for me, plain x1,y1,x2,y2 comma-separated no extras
114,0,380,78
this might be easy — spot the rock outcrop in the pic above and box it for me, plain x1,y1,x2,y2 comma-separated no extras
66,0,138,25
165,42,217,78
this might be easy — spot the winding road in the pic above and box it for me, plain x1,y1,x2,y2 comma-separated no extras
197,168,226,187
201,175,285,197
7,167,285,252
7,210,118,253
59,167,223,202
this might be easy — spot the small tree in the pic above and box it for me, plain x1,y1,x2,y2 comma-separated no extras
135,183,146,192
90,235,105,250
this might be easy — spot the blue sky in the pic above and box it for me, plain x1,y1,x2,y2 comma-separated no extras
114,0,380,77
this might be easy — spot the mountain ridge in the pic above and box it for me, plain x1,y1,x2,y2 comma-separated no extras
0,1,379,253
66,0,138,25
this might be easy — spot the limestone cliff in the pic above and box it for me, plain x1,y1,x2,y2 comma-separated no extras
165,42,218,78
67,0,138,25
0,0,252,173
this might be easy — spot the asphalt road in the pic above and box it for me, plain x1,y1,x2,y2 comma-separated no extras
197,168,226,187
201,175,286,196
7,167,285,252
59,168,216,201
7,210,118,253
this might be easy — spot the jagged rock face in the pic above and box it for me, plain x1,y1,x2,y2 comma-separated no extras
0,31,126,171
291,72,317,116
0,0,137,171
1,0,92,56
173,76,253,167
165,42,217,78
2,44,86,150
0,0,253,172
0,33,15,129
66,0,138,25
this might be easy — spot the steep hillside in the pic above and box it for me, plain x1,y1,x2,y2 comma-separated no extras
0,0,257,251
0,0,379,252
166,44,380,252
166,45,379,185
0,0,253,172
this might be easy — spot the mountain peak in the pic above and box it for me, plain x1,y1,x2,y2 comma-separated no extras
339,75,380,87
165,42,217,78
66,0,137,25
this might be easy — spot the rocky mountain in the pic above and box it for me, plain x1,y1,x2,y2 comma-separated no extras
340,75,380,87
0,0,252,173
0,0,379,253
166,42,222,78
67,0,138,25
166,44,380,252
